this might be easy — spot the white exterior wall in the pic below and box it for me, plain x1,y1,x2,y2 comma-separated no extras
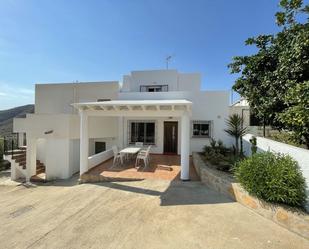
89,137,115,156
14,114,118,140
45,138,80,180
13,114,118,180
122,117,182,154
123,70,179,92
45,139,70,180
122,70,201,92
13,69,231,179
190,91,231,151
120,90,231,152
178,73,201,91
35,81,119,114
243,134,309,190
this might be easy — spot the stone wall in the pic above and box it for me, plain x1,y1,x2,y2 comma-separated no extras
192,152,236,199
193,152,309,240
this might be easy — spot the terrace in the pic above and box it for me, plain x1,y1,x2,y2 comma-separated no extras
80,154,199,183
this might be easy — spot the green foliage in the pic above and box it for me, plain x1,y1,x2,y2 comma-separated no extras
270,131,303,147
234,152,307,207
203,139,241,172
279,81,309,148
224,114,247,155
276,0,304,26
229,0,309,148
203,139,230,156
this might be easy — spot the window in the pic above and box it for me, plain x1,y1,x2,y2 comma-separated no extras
129,121,155,144
95,142,106,154
192,121,211,138
140,85,168,92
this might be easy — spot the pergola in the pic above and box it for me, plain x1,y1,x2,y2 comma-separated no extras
73,99,192,180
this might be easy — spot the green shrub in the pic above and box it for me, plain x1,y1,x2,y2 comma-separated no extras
203,139,230,156
269,131,303,148
203,139,239,172
234,152,307,207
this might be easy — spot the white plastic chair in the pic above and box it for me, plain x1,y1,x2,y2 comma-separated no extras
112,146,124,167
135,145,151,169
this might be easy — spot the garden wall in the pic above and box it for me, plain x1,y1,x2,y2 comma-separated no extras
242,134,309,194
88,149,113,170
192,152,309,240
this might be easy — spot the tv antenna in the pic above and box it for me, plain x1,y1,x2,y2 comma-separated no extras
165,55,173,69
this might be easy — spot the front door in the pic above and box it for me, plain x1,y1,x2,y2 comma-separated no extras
164,122,178,154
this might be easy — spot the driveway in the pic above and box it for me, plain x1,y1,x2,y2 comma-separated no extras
0,178,308,249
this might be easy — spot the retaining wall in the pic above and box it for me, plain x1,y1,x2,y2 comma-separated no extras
192,152,309,240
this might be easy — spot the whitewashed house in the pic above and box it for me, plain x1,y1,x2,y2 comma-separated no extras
9,69,231,182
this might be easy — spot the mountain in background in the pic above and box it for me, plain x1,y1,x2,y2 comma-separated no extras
0,105,34,137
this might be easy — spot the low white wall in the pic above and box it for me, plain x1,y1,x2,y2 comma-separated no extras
88,149,113,170
243,134,309,189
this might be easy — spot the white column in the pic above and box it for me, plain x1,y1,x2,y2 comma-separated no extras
80,110,89,175
26,136,37,182
18,133,24,147
180,112,190,180
118,117,124,149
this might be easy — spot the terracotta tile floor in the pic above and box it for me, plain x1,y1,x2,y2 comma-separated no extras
85,154,200,181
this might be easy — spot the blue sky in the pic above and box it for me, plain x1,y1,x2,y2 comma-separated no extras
0,0,293,109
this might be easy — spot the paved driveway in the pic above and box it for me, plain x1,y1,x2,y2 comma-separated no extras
0,178,308,249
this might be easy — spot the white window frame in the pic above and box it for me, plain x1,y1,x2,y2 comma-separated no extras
191,120,212,138
140,85,168,92
127,120,157,145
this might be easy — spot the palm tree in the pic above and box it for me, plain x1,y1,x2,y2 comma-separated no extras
224,114,247,155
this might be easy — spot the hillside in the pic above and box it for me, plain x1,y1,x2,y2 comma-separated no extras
0,105,34,137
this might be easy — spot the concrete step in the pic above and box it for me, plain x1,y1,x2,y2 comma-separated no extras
19,146,27,151
31,173,47,183
12,153,26,160
15,156,26,163
5,150,25,156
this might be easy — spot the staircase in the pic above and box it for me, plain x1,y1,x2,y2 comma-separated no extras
5,147,46,182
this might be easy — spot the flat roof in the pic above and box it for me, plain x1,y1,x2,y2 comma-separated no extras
35,81,119,87
73,99,192,107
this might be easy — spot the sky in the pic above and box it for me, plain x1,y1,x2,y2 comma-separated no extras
0,0,297,109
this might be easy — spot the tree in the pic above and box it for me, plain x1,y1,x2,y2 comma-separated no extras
279,81,309,148
229,0,309,148
224,114,247,155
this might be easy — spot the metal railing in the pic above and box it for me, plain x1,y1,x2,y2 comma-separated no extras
3,134,19,157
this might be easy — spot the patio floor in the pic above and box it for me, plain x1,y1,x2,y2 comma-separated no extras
81,154,199,182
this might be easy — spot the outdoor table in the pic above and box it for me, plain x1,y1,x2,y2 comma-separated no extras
120,147,141,164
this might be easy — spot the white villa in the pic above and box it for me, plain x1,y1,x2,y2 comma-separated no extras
8,69,231,182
